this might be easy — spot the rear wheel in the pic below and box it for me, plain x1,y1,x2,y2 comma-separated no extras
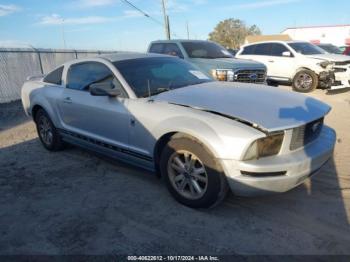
160,135,228,208
292,70,318,93
35,109,64,151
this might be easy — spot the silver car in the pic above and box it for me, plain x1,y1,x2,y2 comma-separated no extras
21,53,336,208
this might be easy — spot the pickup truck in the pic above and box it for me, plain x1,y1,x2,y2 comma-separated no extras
148,40,267,84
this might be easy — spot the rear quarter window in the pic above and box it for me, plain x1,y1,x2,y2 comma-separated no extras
149,43,164,54
43,66,63,85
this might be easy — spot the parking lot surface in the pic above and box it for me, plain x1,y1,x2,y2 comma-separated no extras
0,86,350,255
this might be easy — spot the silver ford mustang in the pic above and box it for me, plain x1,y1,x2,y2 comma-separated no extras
21,53,336,208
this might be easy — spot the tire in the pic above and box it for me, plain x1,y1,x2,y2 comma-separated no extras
35,109,64,151
160,135,229,208
266,79,279,87
292,70,318,93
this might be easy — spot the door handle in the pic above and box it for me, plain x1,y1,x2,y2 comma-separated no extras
63,97,72,104
268,60,274,63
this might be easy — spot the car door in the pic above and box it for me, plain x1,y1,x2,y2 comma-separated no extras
58,61,130,149
267,43,296,80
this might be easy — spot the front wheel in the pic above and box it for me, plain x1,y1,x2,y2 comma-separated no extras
292,70,318,93
160,135,228,208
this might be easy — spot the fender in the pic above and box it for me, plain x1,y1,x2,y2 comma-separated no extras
28,87,62,128
152,115,264,160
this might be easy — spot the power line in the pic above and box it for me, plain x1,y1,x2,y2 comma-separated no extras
120,0,182,39
120,0,163,26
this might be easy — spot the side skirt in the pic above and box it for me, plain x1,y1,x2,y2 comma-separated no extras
58,129,156,172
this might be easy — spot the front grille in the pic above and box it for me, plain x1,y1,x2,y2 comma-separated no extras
335,61,350,66
234,69,266,83
290,118,324,151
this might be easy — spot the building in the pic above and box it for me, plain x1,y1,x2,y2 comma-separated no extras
245,34,291,44
282,25,350,47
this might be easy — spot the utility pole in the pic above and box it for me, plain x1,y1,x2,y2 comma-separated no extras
161,0,170,40
186,21,190,39
61,18,67,49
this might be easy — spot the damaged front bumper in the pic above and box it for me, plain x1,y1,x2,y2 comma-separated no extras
320,64,350,90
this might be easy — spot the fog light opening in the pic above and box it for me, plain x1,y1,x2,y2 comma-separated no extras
241,171,287,177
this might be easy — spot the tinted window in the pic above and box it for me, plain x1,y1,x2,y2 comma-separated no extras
317,44,343,54
44,66,63,85
288,42,326,55
181,41,233,59
67,62,124,94
254,43,272,55
163,43,184,58
149,43,164,54
113,57,213,98
270,43,290,56
241,45,256,55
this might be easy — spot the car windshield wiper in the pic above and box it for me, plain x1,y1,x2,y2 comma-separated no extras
150,87,172,96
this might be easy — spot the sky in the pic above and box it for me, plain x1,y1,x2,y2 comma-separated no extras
0,0,349,51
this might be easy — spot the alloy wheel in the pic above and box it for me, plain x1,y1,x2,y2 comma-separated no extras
295,73,313,90
167,150,208,200
38,115,53,146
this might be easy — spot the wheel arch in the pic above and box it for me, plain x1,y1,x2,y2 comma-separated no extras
153,130,222,177
31,103,59,127
32,104,44,120
293,67,317,79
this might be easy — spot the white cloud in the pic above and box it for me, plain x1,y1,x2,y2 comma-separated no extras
234,0,300,9
0,4,20,16
122,9,144,18
166,0,207,13
38,14,117,25
0,40,33,48
36,12,145,26
167,0,188,12
75,0,117,8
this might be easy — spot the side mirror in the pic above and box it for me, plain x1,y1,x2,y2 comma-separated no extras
282,51,292,57
89,82,121,97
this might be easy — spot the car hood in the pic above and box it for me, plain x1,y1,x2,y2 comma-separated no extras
306,53,350,62
188,57,266,70
154,82,331,133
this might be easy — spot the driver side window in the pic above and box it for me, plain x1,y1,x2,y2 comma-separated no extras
67,62,125,96
163,43,184,58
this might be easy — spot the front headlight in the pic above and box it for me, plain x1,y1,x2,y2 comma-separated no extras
318,61,333,68
211,69,234,81
243,132,284,160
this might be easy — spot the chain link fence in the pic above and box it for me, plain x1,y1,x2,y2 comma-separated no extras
0,48,117,103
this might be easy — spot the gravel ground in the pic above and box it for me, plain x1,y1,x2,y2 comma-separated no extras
0,86,350,255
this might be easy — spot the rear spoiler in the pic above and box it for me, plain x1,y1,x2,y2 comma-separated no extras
26,74,45,81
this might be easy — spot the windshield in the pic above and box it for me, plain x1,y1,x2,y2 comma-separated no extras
181,41,233,59
113,57,213,98
318,44,343,54
288,42,326,55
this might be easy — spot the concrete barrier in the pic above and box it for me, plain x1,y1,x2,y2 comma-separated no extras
0,48,116,103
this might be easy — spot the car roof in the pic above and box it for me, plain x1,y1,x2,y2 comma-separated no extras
150,39,216,44
61,52,172,67
242,40,308,47
101,52,170,62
